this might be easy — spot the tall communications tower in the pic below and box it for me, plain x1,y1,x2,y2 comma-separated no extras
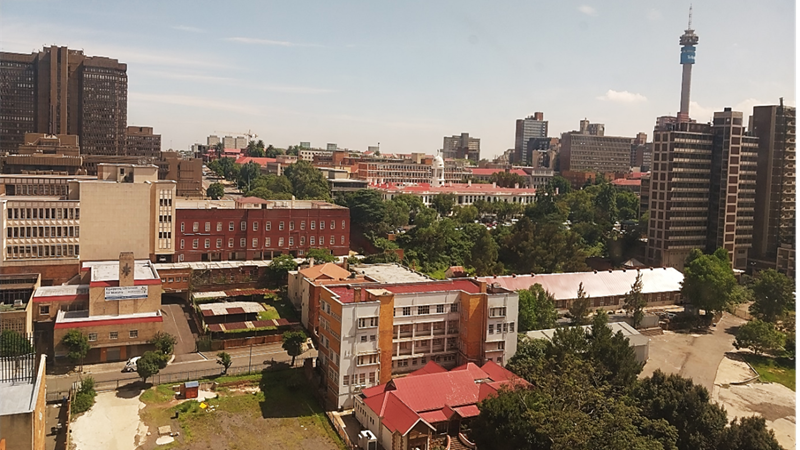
677,6,699,122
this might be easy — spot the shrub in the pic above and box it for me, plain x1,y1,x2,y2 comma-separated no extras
71,376,97,415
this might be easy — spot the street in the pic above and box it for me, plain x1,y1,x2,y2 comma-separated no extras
47,342,315,393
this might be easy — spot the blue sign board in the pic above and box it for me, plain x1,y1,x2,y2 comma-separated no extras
681,46,696,64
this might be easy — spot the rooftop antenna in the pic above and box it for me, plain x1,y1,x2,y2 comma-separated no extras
688,4,693,30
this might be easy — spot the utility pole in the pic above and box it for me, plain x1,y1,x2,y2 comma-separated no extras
248,343,253,373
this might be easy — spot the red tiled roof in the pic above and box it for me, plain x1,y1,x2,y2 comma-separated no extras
299,263,351,282
409,361,449,376
419,410,450,424
226,307,246,315
470,168,528,177
478,360,518,382
376,392,431,435
612,179,641,186
453,404,480,418
207,324,223,332
327,280,481,304
235,156,277,165
201,310,215,317
451,362,491,381
389,370,482,412
224,148,242,154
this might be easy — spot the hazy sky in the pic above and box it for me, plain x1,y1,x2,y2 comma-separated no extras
1,0,795,158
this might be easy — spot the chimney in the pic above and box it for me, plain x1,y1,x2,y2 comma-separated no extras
514,183,519,189
309,257,315,268
477,280,487,293
354,287,362,303
119,252,135,287
492,182,497,188
468,179,472,187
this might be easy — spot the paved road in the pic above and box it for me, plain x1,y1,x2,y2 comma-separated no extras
641,312,745,391
160,303,196,356
47,343,315,393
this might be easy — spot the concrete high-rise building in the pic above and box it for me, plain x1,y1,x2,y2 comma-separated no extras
645,109,759,270
125,126,161,157
514,112,548,165
442,133,480,162
750,101,796,272
207,135,221,147
0,46,128,156
677,8,699,122
559,120,633,173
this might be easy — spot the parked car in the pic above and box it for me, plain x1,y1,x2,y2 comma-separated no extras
123,356,141,372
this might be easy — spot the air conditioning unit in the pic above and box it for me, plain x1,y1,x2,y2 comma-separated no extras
358,430,377,450
13,299,23,307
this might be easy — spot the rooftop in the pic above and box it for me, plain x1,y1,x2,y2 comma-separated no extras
372,182,536,195
198,301,266,317
298,263,351,281
82,259,160,283
328,279,481,304
55,309,162,325
33,284,89,300
526,321,649,348
0,355,45,416
477,267,684,300
469,168,528,177
350,264,430,284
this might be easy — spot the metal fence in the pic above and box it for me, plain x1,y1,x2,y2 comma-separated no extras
0,332,37,383
92,357,314,392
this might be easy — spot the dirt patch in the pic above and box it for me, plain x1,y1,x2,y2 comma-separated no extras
71,389,146,450
714,383,796,450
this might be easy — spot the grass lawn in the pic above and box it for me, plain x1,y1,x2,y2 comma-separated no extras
258,303,280,321
139,369,344,450
744,354,796,391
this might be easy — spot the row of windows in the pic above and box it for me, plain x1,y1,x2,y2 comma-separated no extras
7,207,79,220
182,235,344,249
88,330,138,341
6,244,78,258
394,303,458,316
7,226,79,238
488,322,515,334
183,219,346,233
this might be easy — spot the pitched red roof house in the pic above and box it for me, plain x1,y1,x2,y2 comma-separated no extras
355,360,527,449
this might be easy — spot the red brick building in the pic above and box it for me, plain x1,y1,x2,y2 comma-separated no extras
174,197,350,262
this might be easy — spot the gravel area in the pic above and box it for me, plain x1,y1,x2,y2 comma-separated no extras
71,389,148,450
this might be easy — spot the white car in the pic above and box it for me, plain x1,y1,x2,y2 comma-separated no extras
123,356,141,372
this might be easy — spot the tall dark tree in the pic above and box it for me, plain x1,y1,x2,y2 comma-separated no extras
733,319,786,356
206,182,225,200
587,311,643,390
717,416,784,450
569,282,592,325
430,193,456,217
237,161,262,191
467,228,501,276
681,248,737,314
283,160,331,200
624,272,647,328
750,269,795,322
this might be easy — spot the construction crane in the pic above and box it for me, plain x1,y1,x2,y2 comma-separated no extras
213,130,258,141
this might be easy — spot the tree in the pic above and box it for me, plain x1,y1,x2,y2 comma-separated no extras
733,319,786,356
587,310,643,390
489,171,528,188
137,351,163,383
150,331,177,356
0,329,33,357
282,330,307,365
750,269,795,322
624,272,647,328
430,193,456,217
518,284,558,332
681,248,737,315
269,254,298,285
305,248,336,263
453,205,479,224
569,282,592,325
72,376,97,415
62,329,90,368
633,370,728,450
717,416,784,450
547,175,572,194
283,160,331,200
216,351,233,375
206,182,225,200
467,228,501,276
237,161,262,191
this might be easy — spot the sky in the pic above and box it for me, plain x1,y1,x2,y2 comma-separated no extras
1,0,795,158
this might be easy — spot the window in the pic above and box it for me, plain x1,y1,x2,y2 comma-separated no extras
240,221,246,231
418,305,430,315
192,222,199,232
341,235,345,245
180,239,185,249
240,238,246,247
343,375,350,386
279,221,284,231
330,236,335,245
88,333,97,342
300,236,305,245
331,220,336,229
216,222,222,231
204,239,210,248
279,237,284,246
253,222,258,231
180,222,185,232
216,239,222,248
358,317,378,328
289,237,294,246
266,221,271,231
300,221,305,230
205,222,211,232
310,236,315,246
110,332,118,340
450,303,459,313
370,334,376,341
130,330,139,339
289,221,295,230
342,220,346,229
490,307,506,318
229,222,234,231
402,307,411,316
265,237,271,247
488,324,494,334
228,238,234,248
360,335,367,343
192,239,198,249
498,341,505,350
168,278,174,283
436,304,445,313
39,305,50,315
320,221,325,230
509,321,515,332
252,238,258,248
311,221,316,230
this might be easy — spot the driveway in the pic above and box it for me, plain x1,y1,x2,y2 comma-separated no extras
640,312,745,392
71,389,147,450
161,303,196,358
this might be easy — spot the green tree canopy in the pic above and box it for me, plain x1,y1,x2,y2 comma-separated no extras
489,171,528,188
624,272,647,328
150,331,177,355
216,351,232,374
62,329,90,367
430,193,456,217
518,284,558,332
282,330,307,365
206,182,225,200
750,269,795,322
269,254,298,285
733,319,786,356
283,160,331,200
0,329,33,357
569,282,591,325
137,351,163,383
717,416,784,450
305,248,336,263
681,248,738,314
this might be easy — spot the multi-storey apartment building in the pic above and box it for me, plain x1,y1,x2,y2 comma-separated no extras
374,181,537,207
645,109,759,270
750,102,796,272
0,164,176,283
314,279,518,409
442,133,480,162
514,113,548,166
559,130,634,173
355,155,471,185
174,197,350,262
125,126,161,157
0,46,127,156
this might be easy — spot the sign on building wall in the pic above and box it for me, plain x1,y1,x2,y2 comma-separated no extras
104,285,148,301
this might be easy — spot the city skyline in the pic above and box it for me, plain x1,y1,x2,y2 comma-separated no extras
1,1,795,157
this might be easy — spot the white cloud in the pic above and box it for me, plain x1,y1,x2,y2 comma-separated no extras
224,37,321,48
173,25,205,33
578,5,597,16
597,90,647,103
